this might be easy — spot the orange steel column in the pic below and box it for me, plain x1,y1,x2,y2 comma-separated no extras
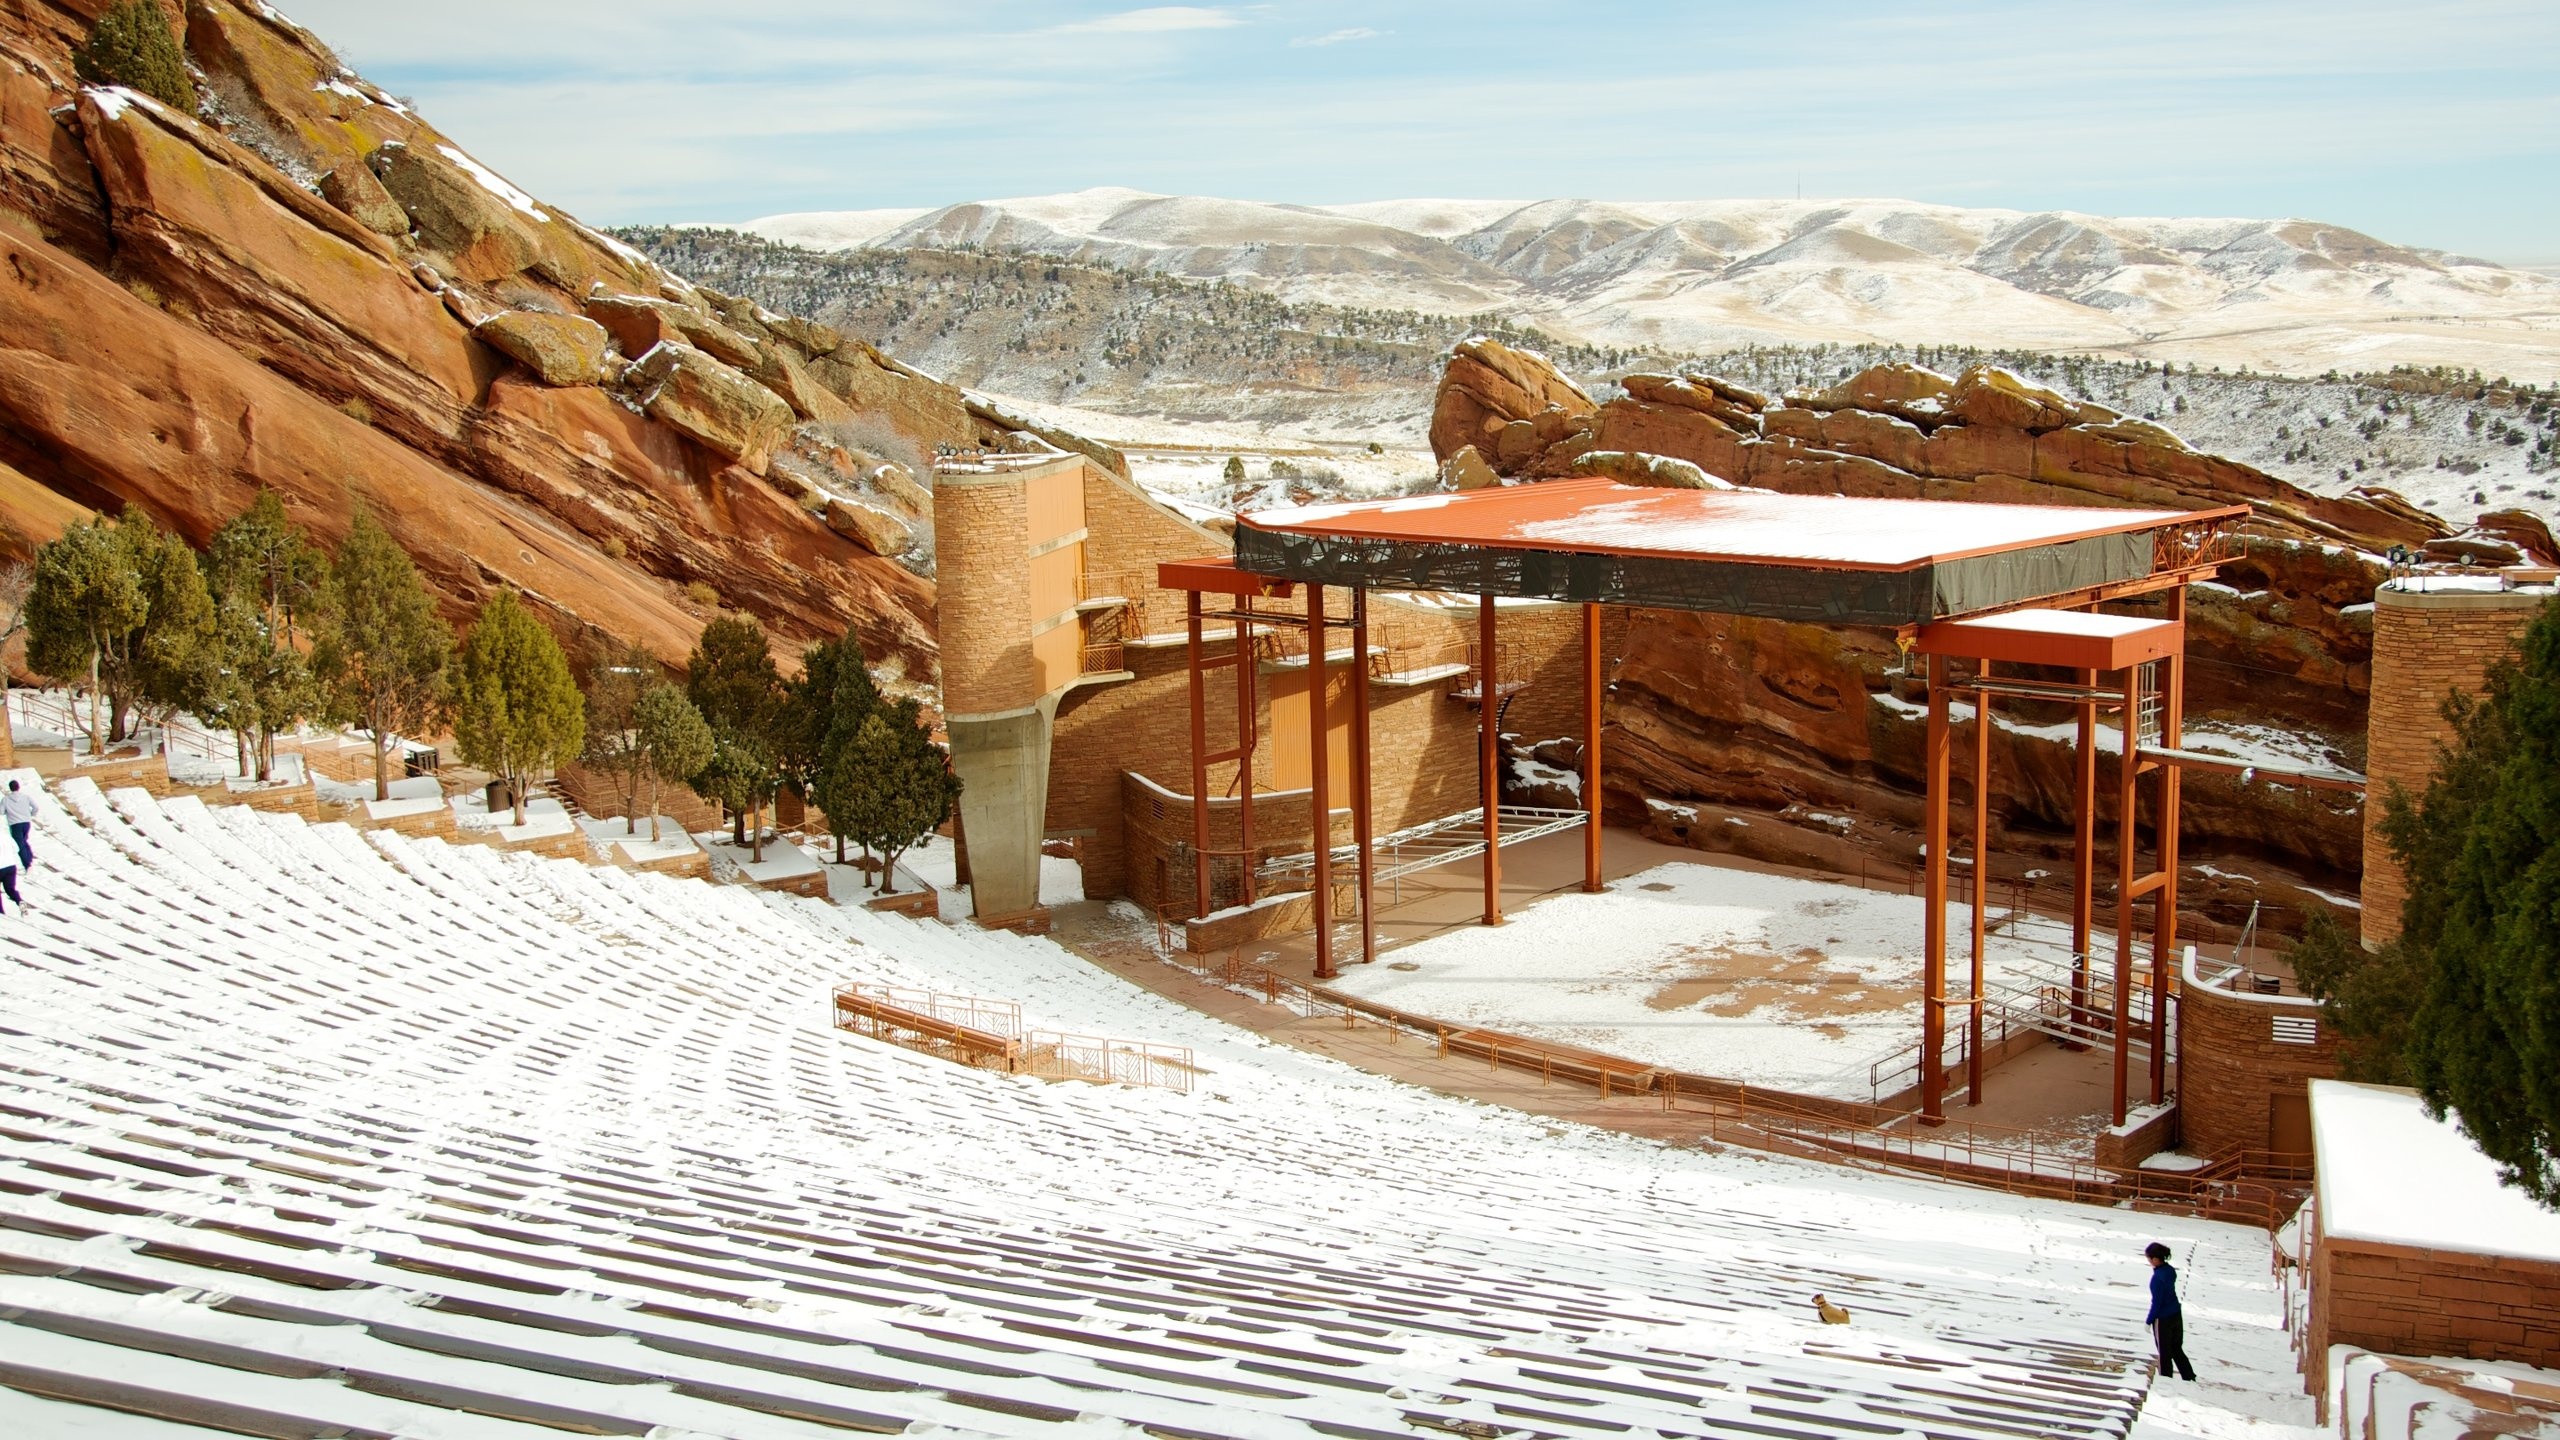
1351,589,1377,966
1968,662,1991,1106
2110,663,2139,1125
1479,592,1501,926
1185,591,1210,918
2071,666,2097,1038
1235,609,1259,906
1920,651,1951,1125
1582,601,1603,893
2151,590,2186,1103
1309,585,1336,980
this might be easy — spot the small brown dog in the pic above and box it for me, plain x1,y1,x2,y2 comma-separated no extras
1812,1294,1851,1325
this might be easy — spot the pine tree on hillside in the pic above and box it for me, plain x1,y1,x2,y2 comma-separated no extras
2295,596,2560,1207
632,684,713,845
310,508,453,801
74,0,197,113
685,614,784,861
452,591,584,828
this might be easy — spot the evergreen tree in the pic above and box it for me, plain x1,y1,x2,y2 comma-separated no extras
73,0,197,112
310,508,453,800
822,698,957,893
2297,597,2560,1207
25,510,215,751
23,518,140,754
452,591,584,827
205,491,326,646
0,561,29,741
197,590,317,783
577,635,659,833
632,684,713,845
1223,455,1246,486
685,614,784,860
202,493,323,780
779,632,879,861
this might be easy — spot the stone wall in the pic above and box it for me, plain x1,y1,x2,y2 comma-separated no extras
2362,584,2551,945
2177,971,2338,1157
2308,1238,2560,1393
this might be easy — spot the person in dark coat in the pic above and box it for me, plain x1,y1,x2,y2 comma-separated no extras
2145,1241,2197,1380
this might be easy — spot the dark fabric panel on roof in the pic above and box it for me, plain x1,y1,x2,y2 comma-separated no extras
1931,534,2151,618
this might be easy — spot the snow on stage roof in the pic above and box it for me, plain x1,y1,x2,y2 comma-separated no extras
2311,1079,2560,1265
1234,479,2244,625
0,767,2249,1437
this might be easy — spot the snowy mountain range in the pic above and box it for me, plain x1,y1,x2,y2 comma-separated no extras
729,189,2560,382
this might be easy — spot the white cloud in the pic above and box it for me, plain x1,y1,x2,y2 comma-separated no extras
1292,26,1381,48
1056,6,1243,34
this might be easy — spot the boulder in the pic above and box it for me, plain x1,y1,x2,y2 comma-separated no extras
1620,373,1765,429
746,342,852,424
1441,445,1499,491
1945,365,2080,433
824,498,913,556
476,310,612,387
582,291,762,369
1804,362,1955,422
624,341,793,473
1569,450,1729,490
2475,507,2559,565
370,140,545,283
765,311,841,357
1428,336,1595,467
318,161,407,236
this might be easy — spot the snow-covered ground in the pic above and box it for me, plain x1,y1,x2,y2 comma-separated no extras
0,768,2334,1438
1327,860,2063,1100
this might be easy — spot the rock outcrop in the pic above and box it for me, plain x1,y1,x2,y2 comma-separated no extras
1432,347,2450,927
0,1,1091,677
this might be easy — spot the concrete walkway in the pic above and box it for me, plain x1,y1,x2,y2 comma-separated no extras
1048,825,2158,1150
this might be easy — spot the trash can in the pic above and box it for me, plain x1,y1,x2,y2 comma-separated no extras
484,778,515,813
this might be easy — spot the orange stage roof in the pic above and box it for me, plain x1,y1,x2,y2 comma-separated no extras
1239,479,2230,573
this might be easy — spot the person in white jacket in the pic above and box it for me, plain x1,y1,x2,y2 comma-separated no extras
1,779,32,873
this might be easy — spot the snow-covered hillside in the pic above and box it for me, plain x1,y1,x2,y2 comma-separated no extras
724,189,2560,384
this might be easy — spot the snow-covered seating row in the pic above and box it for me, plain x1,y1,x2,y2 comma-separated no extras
0,771,2264,1437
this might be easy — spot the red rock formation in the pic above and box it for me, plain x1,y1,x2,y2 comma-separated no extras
0,1,1064,677
1432,350,2432,923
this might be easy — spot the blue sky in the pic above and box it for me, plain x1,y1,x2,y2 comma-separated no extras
287,1,2560,262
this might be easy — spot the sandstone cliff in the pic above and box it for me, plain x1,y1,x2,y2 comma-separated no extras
1438,339,2450,931
0,1,1061,674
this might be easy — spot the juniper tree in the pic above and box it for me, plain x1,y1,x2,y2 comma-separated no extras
310,508,453,800
821,698,957,894
452,591,584,827
2295,597,2560,1207
779,632,879,862
202,494,323,780
577,635,659,833
74,0,196,112
686,614,784,860
206,491,326,646
632,684,713,845
25,510,215,752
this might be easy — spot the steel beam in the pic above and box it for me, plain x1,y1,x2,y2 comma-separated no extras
1352,588,1377,967
1969,660,1990,1106
1309,585,1335,981
1583,601,1604,893
1921,651,1951,1125
1480,592,1501,926
2111,663,2139,1125
1186,591,1209,919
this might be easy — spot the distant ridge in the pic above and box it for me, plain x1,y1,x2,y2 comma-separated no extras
711,189,2560,382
